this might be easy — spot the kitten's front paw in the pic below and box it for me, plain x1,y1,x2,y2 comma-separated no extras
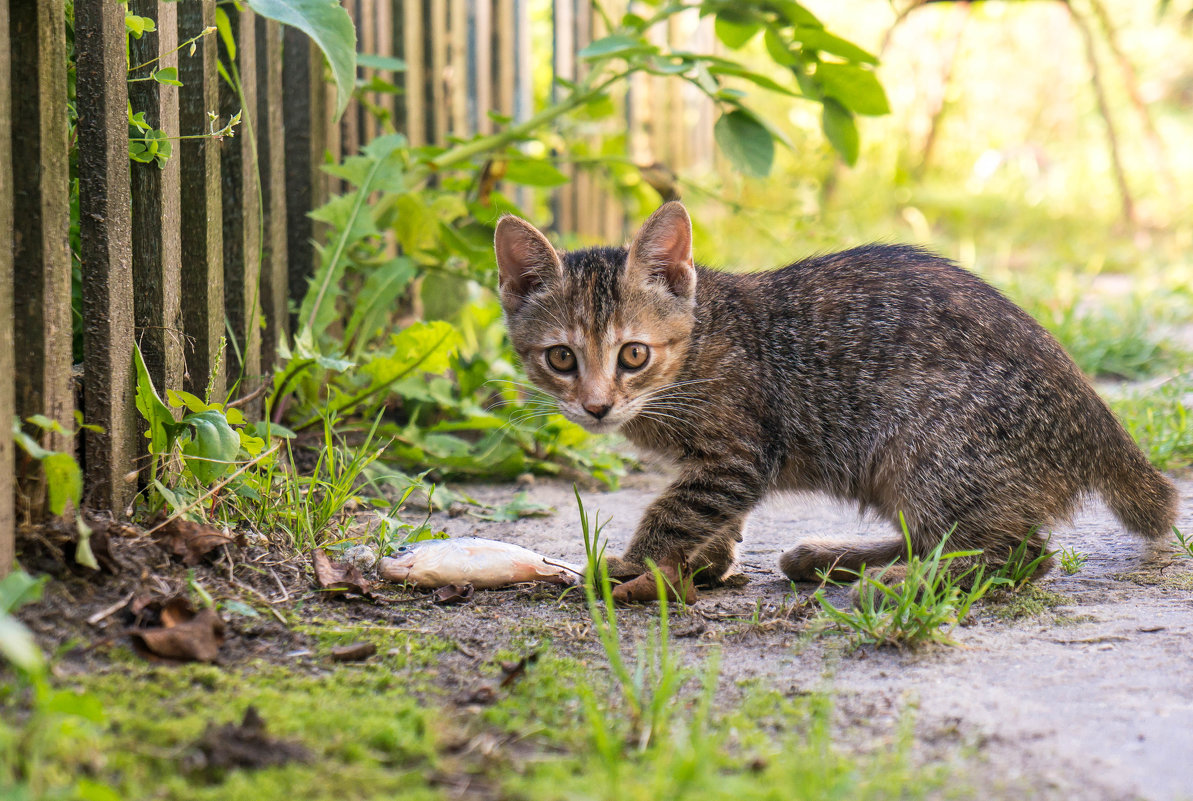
597,554,647,581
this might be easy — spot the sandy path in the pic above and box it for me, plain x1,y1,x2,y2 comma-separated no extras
433,473,1193,801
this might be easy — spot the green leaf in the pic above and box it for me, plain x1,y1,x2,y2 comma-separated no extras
134,343,177,454
167,389,210,414
0,570,46,615
345,256,417,354
181,410,240,484
503,159,570,187
356,53,406,71
42,452,82,517
763,27,799,67
794,26,877,64
214,7,236,61
577,34,654,61
714,12,761,49
714,109,774,178
152,66,183,86
0,614,43,673
815,63,889,116
822,98,858,165
245,0,357,121
707,64,801,97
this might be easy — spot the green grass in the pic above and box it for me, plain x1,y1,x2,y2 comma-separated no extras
812,522,996,648
1175,528,1193,560
1059,547,1087,575
1109,379,1193,471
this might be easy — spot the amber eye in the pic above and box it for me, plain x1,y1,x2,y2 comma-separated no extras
618,342,650,370
546,345,577,373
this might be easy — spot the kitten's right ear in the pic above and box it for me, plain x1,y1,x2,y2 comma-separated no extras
494,215,563,307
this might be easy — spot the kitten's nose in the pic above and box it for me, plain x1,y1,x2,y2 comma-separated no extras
584,403,612,420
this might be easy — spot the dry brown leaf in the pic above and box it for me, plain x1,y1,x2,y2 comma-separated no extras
311,548,374,598
130,599,226,663
611,562,698,605
156,519,240,566
432,583,474,605
330,642,377,662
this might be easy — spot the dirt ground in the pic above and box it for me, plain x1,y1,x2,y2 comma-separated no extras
17,471,1193,800
443,472,1193,801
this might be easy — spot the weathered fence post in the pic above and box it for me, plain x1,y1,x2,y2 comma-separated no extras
129,0,184,403
76,0,138,513
9,0,74,517
0,0,13,574
218,6,262,410
256,17,289,370
282,31,328,316
178,0,225,399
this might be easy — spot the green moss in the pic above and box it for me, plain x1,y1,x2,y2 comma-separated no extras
1112,570,1193,591
985,585,1073,622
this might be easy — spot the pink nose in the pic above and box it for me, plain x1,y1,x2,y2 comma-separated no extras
583,403,612,420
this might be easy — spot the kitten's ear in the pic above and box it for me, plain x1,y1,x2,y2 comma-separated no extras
494,215,563,307
627,201,696,299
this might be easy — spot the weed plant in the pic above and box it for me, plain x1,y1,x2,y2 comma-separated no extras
813,519,996,648
1174,528,1193,560
1059,547,1087,575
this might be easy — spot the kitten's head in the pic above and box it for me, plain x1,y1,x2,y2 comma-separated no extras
494,202,698,433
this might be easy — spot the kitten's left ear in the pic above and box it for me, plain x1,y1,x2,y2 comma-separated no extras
494,215,563,309
627,201,696,299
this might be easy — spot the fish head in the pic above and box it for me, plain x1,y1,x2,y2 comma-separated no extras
382,542,419,582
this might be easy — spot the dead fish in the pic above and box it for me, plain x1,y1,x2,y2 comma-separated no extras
378,537,582,590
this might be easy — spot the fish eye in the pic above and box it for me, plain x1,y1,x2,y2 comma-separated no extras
618,342,650,370
546,345,577,373
395,545,409,553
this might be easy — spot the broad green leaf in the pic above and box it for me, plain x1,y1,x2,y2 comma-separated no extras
153,66,182,85
345,256,417,353
0,570,46,615
167,389,209,414
822,98,859,165
815,63,890,116
707,64,801,97
359,322,461,396
763,27,799,67
0,614,43,673
214,7,236,60
182,410,240,484
134,344,177,454
503,159,569,187
245,0,357,121
356,52,406,71
714,109,774,178
75,518,99,570
577,34,654,61
794,26,877,64
42,452,82,516
772,0,822,27
714,12,761,49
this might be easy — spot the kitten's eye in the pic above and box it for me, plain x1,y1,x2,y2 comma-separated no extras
618,342,650,370
546,345,577,373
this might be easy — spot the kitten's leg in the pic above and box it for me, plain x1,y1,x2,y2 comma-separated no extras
612,460,766,579
688,517,745,586
779,537,906,583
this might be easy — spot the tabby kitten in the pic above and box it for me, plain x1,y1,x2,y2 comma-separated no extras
493,202,1178,586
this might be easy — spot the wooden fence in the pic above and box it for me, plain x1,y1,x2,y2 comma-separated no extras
0,0,714,576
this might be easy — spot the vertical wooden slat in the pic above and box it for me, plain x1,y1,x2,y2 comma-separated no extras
374,0,394,136
359,0,377,141
338,0,359,169
76,0,137,511
402,1,425,145
448,0,468,135
256,17,289,371
178,0,225,398
494,0,513,124
470,0,492,135
430,0,448,144
218,7,261,407
129,0,184,403
0,0,14,572
283,31,328,318
9,0,73,516
552,0,575,233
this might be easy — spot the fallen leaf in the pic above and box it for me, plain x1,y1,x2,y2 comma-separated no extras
498,652,539,689
311,548,374,598
330,642,377,662
156,519,240,566
612,562,698,605
189,707,310,774
130,598,226,663
432,583,474,605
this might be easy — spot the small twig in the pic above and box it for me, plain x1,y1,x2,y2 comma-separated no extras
144,444,281,538
86,592,135,626
230,578,289,626
270,567,291,603
226,381,270,410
